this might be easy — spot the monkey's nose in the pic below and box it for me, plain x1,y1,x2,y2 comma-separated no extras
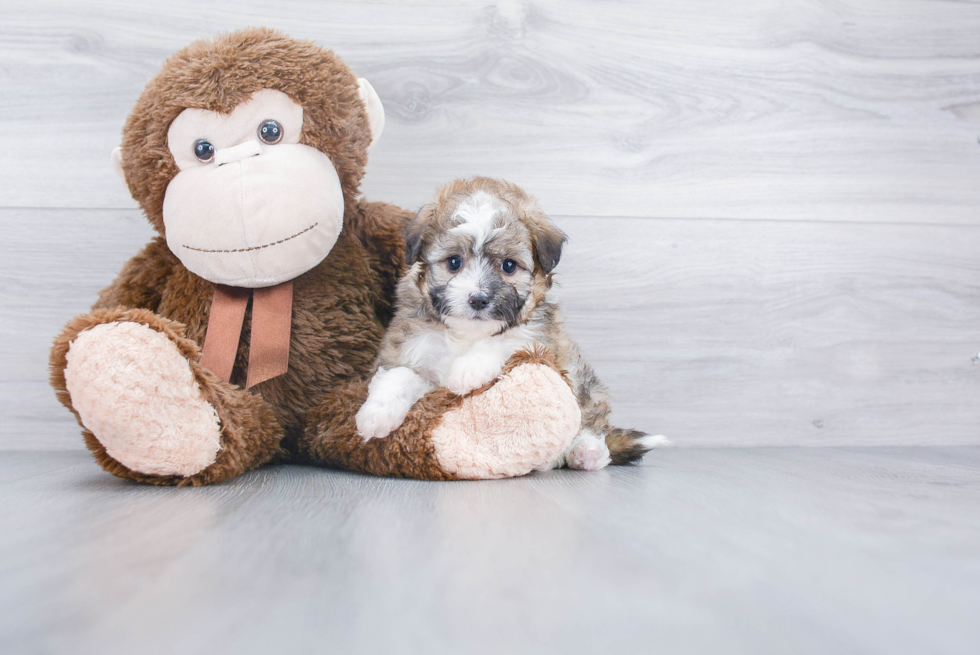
214,140,263,166
468,294,490,311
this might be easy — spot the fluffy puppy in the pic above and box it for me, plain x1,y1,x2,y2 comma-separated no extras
355,177,665,470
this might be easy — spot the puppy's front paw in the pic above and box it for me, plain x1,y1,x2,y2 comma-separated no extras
446,354,503,396
355,399,408,441
356,366,434,441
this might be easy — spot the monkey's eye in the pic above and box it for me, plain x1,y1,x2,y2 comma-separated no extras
501,259,518,275
447,255,462,272
257,119,283,145
193,139,215,163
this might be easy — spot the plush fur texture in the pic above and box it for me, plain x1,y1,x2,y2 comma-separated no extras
48,30,585,484
119,29,373,235
430,353,580,479
64,321,222,477
50,308,284,486
48,30,408,484
297,349,577,480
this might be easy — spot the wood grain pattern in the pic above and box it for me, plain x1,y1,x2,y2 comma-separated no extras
1,448,978,654
5,6,979,654
2,0,980,222
4,208,978,449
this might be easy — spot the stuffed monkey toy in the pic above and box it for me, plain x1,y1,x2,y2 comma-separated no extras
48,29,580,485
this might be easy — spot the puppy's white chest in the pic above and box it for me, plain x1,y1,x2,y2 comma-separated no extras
400,321,542,391
400,331,455,385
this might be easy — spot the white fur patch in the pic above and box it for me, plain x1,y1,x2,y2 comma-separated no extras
357,366,434,440
396,313,537,391
638,434,670,449
558,429,612,471
400,331,455,385
442,315,506,344
397,317,536,389
450,190,505,249
443,256,491,318
440,323,542,395
446,349,504,396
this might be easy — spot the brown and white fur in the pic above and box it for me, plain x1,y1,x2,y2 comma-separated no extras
355,177,666,470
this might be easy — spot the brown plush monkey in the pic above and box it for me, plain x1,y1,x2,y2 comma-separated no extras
49,29,580,485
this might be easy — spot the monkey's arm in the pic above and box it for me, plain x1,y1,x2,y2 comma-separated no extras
347,200,411,326
92,237,177,312
300,349,581,480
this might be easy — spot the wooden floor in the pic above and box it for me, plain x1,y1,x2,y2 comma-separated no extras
2,447,978,654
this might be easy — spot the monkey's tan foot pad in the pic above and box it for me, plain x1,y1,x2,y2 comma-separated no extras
64,321,221,477
431,363,581,479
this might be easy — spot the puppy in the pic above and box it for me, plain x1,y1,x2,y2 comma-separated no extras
355,177,666,470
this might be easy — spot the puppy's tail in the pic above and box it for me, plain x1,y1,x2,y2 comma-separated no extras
605,428,669,465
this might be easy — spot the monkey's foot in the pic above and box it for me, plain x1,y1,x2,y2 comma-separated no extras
64,321,222,477
431,351,581,479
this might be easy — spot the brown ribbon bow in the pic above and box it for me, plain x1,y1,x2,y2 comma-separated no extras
199,281,293,389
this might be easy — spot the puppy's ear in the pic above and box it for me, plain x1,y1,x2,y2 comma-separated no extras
405,203,435,265
527,212,567,274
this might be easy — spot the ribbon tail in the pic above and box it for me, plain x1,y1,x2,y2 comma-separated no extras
199,285,251,383
246,281,293,389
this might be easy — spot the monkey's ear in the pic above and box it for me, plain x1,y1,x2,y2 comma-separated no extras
111,146,126,184
357,78,385,149
529,214,567,274
404,203,435,265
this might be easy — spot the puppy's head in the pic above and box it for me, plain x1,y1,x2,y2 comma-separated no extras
406,177,566,335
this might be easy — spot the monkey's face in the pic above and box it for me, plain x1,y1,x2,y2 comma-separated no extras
162,89,345,288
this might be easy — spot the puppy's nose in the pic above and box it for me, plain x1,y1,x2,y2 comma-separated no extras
468,294,490,311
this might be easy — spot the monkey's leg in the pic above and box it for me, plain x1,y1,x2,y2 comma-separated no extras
50,308,283,486
298,349,580,480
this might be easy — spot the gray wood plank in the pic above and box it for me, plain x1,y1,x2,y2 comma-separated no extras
3,208,978,449
0,208,155,449
555,215,980,446
1,447,978,654
2,0,980,222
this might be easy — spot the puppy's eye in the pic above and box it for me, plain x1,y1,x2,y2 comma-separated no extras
193,139,215,163
447,255,462,271
501,259,518,275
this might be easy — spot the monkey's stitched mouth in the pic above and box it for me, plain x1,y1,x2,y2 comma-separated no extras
183,222,319,253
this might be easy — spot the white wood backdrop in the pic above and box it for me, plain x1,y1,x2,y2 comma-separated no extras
2,0,979,448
